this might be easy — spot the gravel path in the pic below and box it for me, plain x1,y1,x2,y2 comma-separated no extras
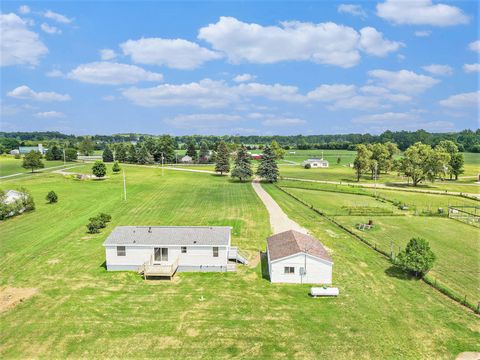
251,179,308,235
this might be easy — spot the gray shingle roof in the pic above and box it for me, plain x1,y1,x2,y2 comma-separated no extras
103,226,231,246
267,230,332,263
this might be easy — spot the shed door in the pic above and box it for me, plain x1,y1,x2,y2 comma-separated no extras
154,247,168,262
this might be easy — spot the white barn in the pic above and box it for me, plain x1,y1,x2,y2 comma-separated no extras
181,155,193,163
103,226,247,276
266,230,333,284
302,158,329,168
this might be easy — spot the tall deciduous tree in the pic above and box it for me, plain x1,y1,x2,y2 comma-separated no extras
256,146,279,183
270,140,286,160
102,146,114,162
158,135,176,163
186,141,198,162
45,145,62,160
231,145,253,182
436,140,464,180
22,151,44,173
215,140,230,175
64,148,78,161
198,141,210,163
79,137,94,156
136,145,154,164
353,144,372,182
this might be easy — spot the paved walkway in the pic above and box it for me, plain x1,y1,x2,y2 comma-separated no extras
283,177,480,199
251,179,308,235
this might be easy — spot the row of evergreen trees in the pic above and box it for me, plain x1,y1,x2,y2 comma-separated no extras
215,141,279,183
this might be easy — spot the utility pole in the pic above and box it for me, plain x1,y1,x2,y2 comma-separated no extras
123,170,127,201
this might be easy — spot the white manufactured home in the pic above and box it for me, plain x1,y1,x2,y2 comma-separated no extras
302,158,329,168
103,226,248,277
267,230,333,284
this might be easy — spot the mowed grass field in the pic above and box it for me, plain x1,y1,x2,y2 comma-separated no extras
0,164,479,358
0,155,68,177
276,181,480,306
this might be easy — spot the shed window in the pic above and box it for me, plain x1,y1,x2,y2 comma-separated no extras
213,247,219,257
181,246,187,253
284,266,295,274
117,246,126,256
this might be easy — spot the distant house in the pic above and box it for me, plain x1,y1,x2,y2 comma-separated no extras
19,144,47,155
251,154,263,160
266,230,333,284
9,149,20,155
181,155,193,163
302,158,329,168
103,226,248,277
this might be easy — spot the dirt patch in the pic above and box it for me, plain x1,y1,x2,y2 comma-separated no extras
325,229,339,238
186,328,199,337
81,236,93,240
456,352,480,360
249,253,261,268
0,287,37,313
47,258,60,265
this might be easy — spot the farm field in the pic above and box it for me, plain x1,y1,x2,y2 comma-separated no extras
0,156,68,177
276,184,480,307
0,165,479,358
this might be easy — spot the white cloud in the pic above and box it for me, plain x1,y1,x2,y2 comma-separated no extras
102,95,116,101
376,0,469,26
46,69,63,77
100,49,117,61
40,23,61,35
123,79,238,108
307,84,356,101
414,30,431,37
329,95,386,111
468,40,480,52
18,5,30,14
262,117,306,126
422,64,453,76
463,63,480,73
166,113,242,129
368,69,439,94
198,17,401,68
358,27,403,56
233,73,256,83
7,85,71,102
0,13,48,67
338,4,367,18
35,111,65,118
439,91,480,108
67,62,164,85
353,112,417,124
43,10,73,24
236,82,305,102
121,38,222,70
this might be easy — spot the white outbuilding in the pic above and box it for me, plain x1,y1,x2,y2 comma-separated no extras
266,230,333,284
181,155,193,163
302,158,329,168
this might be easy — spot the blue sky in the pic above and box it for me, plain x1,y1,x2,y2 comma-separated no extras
1,1,478,135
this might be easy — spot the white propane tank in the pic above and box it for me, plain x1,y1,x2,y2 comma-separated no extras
310,287,339,297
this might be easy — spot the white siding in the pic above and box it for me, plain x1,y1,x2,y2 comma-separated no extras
269,253,332,284
105,245,228,269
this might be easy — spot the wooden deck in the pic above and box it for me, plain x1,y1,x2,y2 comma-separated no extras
139,257,179,279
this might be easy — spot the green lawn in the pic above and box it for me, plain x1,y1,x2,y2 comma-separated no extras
0,155,70,177
0,166,478,358
276,185,480,307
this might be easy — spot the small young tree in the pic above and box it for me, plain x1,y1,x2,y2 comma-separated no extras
231,145,253,182
92,160,107,178
397,237,436,278
112,161,121,173
22,151,45,173
102,146,114,162
46,190,58,204
215,140,230,175
337,157,341,165
256,146,279,182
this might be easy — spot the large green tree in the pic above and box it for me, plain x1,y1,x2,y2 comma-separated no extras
115,143,128,163
45,145,62,161
231,145,253,182
186,140,198,161
102,146,114,162
353,144,372,182
270,140,286,160
78,137,94,156
436,140,464,180
198,141,210,163
136,145,154,164
127,144,137,163
397,238,436,278
158,135,176,163
92,160,107,178
22,151,44,173
64,148,78,161
256,146,279,182
215,140,230,175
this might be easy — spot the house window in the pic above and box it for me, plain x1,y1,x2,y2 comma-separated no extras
117,246,126,256
181,246,187,253
213,247,219,257
284,266,295,274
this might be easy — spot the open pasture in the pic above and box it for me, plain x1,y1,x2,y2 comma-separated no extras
0,166,479,358
0,155,67,177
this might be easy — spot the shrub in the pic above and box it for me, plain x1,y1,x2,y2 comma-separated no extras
46,191,58,204
397,237,436,278
86,221,101,234
86,213,112,233
112,161,121,173
92,161,107,178
98,212,112,224
304,163,311,169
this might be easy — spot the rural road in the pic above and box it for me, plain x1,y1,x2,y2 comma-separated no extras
283,177,480,199
251,179,308,235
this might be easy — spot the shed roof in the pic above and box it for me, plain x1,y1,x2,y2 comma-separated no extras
103,226,231,247
304,158,329,163
267,230,332,263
